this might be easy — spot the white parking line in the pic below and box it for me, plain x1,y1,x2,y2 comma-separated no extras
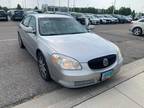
0,39,17,42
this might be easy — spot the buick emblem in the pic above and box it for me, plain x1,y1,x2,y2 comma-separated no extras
103,58,109,67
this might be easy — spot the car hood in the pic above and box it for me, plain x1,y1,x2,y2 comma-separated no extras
42,33,117,62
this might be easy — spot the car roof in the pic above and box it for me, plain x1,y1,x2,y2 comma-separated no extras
30,14,72,19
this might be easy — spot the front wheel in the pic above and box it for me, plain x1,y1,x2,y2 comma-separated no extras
37,52,51,81
133,27,142,36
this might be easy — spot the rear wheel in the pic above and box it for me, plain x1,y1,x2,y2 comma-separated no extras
133,27,142,36
18,32,25,49
37,52,51,81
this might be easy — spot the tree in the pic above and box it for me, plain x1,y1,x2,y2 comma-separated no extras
16,4,22,10
119,7,131,15
3,7,8,12
131,10,136,20
34,6,38,10
107,6,115,14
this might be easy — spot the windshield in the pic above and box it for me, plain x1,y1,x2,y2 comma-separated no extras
15,11,24,15
39,18,88,36
89,15,95,19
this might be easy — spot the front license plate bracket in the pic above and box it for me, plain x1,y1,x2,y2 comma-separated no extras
101,70,113,81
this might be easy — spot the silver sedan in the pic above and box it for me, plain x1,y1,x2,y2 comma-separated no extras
18,14,123,88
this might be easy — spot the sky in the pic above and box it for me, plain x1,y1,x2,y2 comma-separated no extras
0,0,144,12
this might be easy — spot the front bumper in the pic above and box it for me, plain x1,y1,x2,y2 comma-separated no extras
52,58,123,88
0,16,7,20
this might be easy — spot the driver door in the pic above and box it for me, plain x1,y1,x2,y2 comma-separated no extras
26,16,37,58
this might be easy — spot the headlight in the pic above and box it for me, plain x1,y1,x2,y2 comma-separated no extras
116,46,122,60
51,54,82,70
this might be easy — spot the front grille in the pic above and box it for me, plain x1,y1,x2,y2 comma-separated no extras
88,54,116,70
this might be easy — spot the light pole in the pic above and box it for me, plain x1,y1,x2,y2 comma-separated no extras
67,0,70,13
37,0,39,9
9,0,12,9
53,0,56,12
112,0,116,15
73,0,75,12
22,0,24,9
59,0,61,11
24,0,26,9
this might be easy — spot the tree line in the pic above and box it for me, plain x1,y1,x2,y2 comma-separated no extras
0,4,139,17
73,6,135,16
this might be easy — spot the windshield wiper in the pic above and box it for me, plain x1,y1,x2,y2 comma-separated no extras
42,32,86,36
68,32,86,34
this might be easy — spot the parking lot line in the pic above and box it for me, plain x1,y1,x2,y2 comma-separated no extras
0,39,17,42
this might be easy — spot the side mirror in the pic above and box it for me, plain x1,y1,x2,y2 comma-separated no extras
26,27,36,34
87,25,95,32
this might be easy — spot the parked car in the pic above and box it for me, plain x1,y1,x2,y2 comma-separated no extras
103,15,118,24
129,18,144,36
8,10,24,21
0,10,8,21
44,11,55,14
70,12,89,26
18,14,123,88
113,15,128,23
140,16,144,19
95,15,109,24
24,10,38,16
124,16,133,23
34,10,43,13
85,14,100,25
55,11,71,16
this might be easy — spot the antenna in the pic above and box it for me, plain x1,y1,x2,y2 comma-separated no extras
37,0,39,9
67,0,69,13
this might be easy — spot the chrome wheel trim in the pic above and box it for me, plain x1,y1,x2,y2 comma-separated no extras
38,56,47,79
134,28,141,35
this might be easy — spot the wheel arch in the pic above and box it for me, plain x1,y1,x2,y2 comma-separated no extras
36,48,49,64
132,26,142,32
36,49,43,59
36,48,52,81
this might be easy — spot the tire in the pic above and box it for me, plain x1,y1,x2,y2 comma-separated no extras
6,18,8,21
100,20,103,24
37,52,51,81
133,27,142,36
18,32,25,49
5,18,8,21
